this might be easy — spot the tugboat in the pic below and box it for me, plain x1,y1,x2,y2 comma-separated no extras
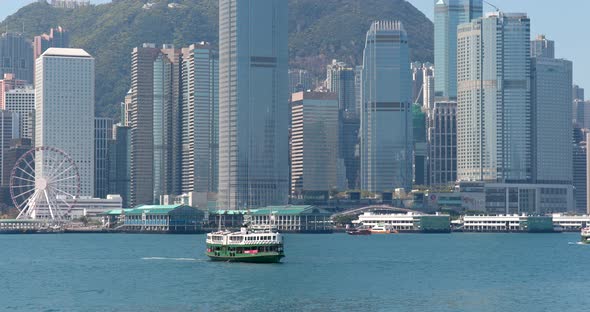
581,227,590,244
206,222,285,263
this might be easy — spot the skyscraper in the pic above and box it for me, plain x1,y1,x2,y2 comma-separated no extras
0,74,27,109
531,34,555,59
95,118,113,198
129,44,160,206
181,43,219,195
413,104,427,186
326,60,356,113
360,21,413,192
0,110,19,188
218,0,289,209
457,12,531,183
427,101,457,185
288,69,312,94
0,33,34,84
33,26,70,62
411,62,434,106
290,92,339,197
531,37,572,185
434,0,482,100
4,87,34,140
109,125,131,208
36,48,95,196
573,132,587,213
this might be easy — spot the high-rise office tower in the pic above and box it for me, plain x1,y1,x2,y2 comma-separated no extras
587,133,590,215
36,48,95,196
573,131,587,213
288,69,312,94
129,44,160,206
427,101,457,185
531,34,555,59
0,110,19,187
0,33,34,84
573,85,584,102
411,62,424,106
354,66,362,116
0,74,27,109
531,37,573,185
159,45,184,200
341,114,360,190
327,60,359,191
129,44,183,206
326,60,356,113
181,43,219,195
33,27,70,61
360,21,413,192
218,0,289,209
152,51,172,203
290,92,339,197
573,85,586,128
434,0,482,100
413,104,427,186
422,64,435,109
3,86,34,140
95,118,113,198
109,125,131,208
457,12,531,183
411,62,434,106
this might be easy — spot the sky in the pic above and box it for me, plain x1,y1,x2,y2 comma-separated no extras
1,0,589,89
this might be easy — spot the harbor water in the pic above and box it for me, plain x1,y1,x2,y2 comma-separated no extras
1,233,589,312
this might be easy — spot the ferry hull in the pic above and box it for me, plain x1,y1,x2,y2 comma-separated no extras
581,236,590,244
206,253,284,263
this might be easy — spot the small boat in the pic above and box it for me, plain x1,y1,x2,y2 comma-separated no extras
581,227,590,244
206,223,285,263
370,224,398,234
347,228,371,235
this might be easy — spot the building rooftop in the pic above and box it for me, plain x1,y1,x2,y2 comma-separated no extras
42,48,92,58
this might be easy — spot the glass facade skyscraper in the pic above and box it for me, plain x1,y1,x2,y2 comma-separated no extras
434,0,482,100
290,92,339,197
531,49,572,185
360,21,413,192
457,12,531,183
181,43,218,194
0,33,34,84
95,117,113,199
218,0,289,209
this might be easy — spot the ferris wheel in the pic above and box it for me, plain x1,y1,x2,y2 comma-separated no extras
9,146,81,221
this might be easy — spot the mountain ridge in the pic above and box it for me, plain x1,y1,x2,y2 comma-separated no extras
0,0,433,119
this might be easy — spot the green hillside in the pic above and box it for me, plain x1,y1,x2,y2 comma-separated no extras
0,0,433,119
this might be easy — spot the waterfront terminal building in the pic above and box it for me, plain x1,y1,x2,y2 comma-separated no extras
353,212,451,233
102,204,205,233
209,205,332,233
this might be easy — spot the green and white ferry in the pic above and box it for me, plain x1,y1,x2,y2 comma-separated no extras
206,224,285,263
581,227,590,244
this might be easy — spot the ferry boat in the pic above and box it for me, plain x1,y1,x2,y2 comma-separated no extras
346,228,371,235
581,227,590,244
206,224,285,263
370,224,398,234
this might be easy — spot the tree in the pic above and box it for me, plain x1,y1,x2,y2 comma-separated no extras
332,214,357,226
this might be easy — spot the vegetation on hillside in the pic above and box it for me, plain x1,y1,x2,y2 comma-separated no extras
1,0,433,120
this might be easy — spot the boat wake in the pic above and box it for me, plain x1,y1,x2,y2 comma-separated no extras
141,257,205,261
568,242,588,245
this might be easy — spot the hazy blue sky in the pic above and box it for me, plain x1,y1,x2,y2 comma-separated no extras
1,0,589,89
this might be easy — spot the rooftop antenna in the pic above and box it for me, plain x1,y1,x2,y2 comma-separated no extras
483,0,500,12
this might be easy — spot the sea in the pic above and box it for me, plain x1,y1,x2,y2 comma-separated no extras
0,233,589,312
